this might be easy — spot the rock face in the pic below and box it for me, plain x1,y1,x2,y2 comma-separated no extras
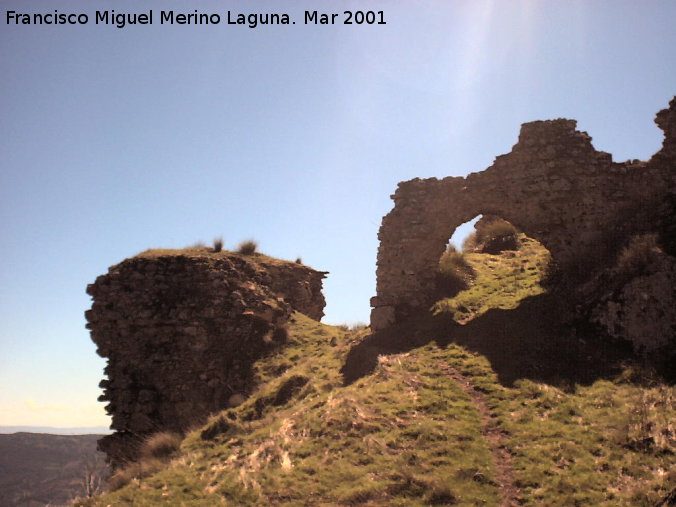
86,250,326,467
371,98,676,331
590,245,676,365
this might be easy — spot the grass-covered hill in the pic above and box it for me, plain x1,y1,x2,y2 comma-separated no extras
76,238,674,506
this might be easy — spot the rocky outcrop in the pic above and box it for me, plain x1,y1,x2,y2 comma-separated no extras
599,259,676,352
371,97,676,331
86,249,326,467
591,246,676,365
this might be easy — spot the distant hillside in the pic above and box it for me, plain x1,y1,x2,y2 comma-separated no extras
0,432,108,506
75,239,674,506
0,426,111,435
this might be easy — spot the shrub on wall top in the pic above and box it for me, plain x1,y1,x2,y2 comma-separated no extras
238,240,258,255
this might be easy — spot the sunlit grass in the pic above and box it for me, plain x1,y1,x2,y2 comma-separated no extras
433,235,550,323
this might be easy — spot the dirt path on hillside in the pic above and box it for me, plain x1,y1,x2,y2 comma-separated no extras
438,361,520,507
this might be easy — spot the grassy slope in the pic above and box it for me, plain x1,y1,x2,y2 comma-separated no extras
433,235,550,323
77,243,674,506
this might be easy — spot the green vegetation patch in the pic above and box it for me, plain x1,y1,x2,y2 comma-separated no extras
504,379,674,506
433,235,550,323
414,345,675,506
185,341,501,506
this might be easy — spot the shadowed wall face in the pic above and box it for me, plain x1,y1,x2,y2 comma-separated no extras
372,99,676,330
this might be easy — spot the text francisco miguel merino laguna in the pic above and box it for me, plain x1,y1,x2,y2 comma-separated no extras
5,9,387,28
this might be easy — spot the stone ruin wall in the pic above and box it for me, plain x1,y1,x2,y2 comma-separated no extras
86,252,326,466
371,98,676,330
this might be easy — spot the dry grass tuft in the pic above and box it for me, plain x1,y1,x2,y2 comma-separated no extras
140,431,182,460
468,218,520,254
213,237,224,253
271,325,290,345
108,458,165,491
437,245,475,297
238,239,258,255
622,387,674,453
616,233,662,276
106,432,182,491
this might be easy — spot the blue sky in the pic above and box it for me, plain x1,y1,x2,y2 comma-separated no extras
1,0,674,428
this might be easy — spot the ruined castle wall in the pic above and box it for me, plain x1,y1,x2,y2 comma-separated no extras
372,98,676,329
592,253,676,356
261,262,327,321
86,252,326,466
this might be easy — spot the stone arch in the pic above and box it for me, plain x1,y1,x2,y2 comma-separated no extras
371,182,557,327
371,100,676,330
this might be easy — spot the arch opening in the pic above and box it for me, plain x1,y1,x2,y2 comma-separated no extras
431,215,551,325
448,215,482,251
